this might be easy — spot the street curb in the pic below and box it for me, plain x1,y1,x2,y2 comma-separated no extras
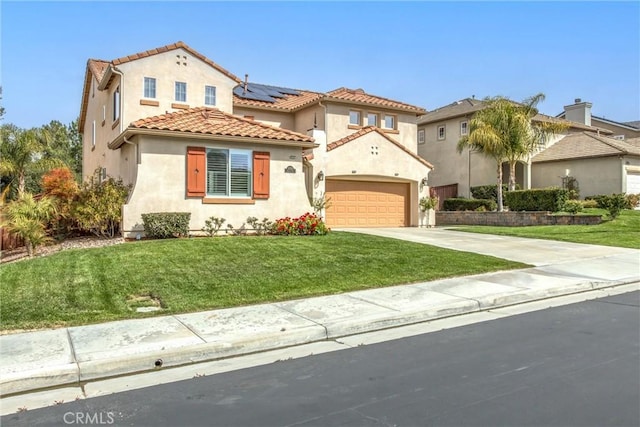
1,279,637,398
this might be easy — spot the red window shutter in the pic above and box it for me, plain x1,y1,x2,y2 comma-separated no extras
253,151,270,199
186,146,206,197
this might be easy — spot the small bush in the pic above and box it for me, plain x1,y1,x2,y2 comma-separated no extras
442,198,497,211
626,193,640,209
563,200,583,214
142,212,191,239
597,194,628,219
246,217,273,236
504,187,568,212
202,216,225,236
580,199,598,209
470,184,518,202
271,212,329,235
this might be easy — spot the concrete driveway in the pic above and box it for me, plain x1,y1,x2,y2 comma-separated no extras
337,227,640,267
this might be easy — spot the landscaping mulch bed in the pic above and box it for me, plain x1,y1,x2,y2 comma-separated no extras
0,236,124,264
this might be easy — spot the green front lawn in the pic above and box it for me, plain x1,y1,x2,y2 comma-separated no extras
0,232,527,331
455,209,640,249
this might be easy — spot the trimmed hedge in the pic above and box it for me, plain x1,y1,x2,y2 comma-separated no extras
443,198,497,212
142,212,191,239
470,184,519,202
504,188,568,212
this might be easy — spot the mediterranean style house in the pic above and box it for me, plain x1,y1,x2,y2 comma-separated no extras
557,99,640,141
416,98,613,199
79,42,432,237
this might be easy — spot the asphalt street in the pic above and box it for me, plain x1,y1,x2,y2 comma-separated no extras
3,291,639,427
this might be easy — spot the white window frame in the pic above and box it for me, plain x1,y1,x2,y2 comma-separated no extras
349,110,361,126
91,121,96,147
175,81,187,102
437,124,446,140
383,114,396,130
113,86,120,121
367,112,378,127
205,85,216,106
144,77,157,99
460,120,468,136
418,129,425,144
206,148,252,197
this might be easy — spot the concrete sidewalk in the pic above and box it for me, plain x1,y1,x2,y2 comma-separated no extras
1,229,638,398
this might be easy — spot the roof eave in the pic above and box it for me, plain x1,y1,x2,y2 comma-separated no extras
109,128,318,150
323,96,426,115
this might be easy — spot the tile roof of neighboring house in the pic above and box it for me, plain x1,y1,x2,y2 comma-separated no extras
417,98,486,124
325,88,427,114
80,42,241,129
418,98,612,134
624,120,640,130
326,126,434,169
532,132,640,163
233,83,324,112
110,107,316,149
556,112,640,132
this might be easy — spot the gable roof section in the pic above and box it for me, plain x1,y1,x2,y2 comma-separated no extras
327,126,434,169
532,132,640,163
80,42,241,130
233,83,324,112
417,98,485,125
418,98,612,134
556,112,640,132
624,121,640,130
109,107,316,149
325,88,427,115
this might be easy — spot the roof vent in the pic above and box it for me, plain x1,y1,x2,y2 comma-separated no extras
575,98,582,103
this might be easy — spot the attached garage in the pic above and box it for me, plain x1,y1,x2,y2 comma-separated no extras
325,179,409,228
626,168,640,195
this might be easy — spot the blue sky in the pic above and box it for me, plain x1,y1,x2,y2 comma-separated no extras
2,1,639,129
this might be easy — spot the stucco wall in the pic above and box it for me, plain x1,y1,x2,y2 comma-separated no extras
232,107,295,129
532,156,623,198
294,105,325,135
121,135,312,237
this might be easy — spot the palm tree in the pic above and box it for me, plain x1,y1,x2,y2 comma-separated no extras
457,94,567,211
1,191,57,256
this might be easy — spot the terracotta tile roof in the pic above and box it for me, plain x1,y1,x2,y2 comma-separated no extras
110,107,316,149
325,88,426,115
110,41,240,83
532,132,640,163
234,87,324,112
327,126,434,169
87,59,109,82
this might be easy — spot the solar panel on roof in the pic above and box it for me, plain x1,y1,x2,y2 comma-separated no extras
234,82,300,103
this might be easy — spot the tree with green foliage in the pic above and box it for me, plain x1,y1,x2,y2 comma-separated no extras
457,94,567,211
0,86,5,120
1,191,57,256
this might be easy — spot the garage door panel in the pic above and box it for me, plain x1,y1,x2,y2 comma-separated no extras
325,180,409,228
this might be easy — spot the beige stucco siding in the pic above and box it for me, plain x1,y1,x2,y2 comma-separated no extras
121,135,311,237
294,105,325,135
118,47,237,128
532,156,624,198
232,107,295,129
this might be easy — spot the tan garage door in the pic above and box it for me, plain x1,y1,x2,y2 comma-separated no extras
325,180,409,228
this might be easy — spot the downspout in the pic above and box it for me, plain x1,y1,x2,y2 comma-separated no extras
111,66,125,134
122,136,138,199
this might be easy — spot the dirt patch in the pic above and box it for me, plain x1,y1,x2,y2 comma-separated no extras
0,236,124,264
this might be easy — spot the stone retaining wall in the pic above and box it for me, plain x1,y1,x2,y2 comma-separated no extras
436,211,602,226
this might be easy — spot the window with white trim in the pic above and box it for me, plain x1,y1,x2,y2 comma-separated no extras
175,81,187,102
418,129,425,144
349,110,361,126
206,148,252,197
144,77,157,98
460,121,468,136
205,85,216,106
383,114,396,130
92,121,96,147
437,125,446,140
113,86,120,121
367,113,378,127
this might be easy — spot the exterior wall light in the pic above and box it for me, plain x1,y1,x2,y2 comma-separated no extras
317,171,324,181
420,177,428,186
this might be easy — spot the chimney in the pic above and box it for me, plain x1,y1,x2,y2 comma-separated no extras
243,74,248,95
563,98,592,126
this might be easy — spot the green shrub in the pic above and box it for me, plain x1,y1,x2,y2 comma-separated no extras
246,216,273,236
504,187,568,212
141,212,191,239
202,216,225,236
271,212,329,235
585,195,608,208
1,192,57,256
470,184,518,202
580,199,598,209
73,171,131,238
625,193,640,209
597,194,628,219
442,198,497,211
563,200,583,214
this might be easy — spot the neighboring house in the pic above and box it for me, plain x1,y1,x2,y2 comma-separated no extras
416,98,612,199
557,99,640,141
532,132,640,197
79,42,432,237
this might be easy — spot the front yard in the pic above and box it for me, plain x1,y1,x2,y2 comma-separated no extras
0,232,527,331
455,209,640,249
